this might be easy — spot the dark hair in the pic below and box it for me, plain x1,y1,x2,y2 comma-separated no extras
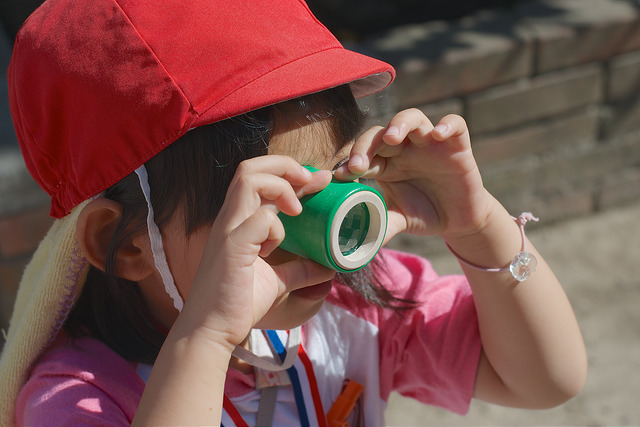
65,85,413,364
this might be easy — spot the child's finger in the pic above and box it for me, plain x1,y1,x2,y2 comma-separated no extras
271,258,335,294
334,109,435,181
233,155,313,186
228,173,305,217
333,126,386,179
431,114,471,151
382,108,434,147
229,206,286,258
222,169,332,233
294,169,332,198
230,156,332,201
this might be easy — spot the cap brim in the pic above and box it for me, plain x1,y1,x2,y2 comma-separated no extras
194,47,395,127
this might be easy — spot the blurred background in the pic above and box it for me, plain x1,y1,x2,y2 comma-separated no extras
1,0,639,425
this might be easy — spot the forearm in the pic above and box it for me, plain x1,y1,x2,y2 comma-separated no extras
444,198,587,408
131,322,233,427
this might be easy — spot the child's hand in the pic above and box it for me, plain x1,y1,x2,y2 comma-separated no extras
334,109,495,243
177,155,334,351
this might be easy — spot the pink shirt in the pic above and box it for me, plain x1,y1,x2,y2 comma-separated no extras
16,249,481,426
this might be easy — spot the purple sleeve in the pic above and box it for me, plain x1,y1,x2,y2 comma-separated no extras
329,249,482,415
15,336,144,426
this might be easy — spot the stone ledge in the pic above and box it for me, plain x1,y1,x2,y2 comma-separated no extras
361,0,640,107
606,50,640,101
363,11,535,106
515,0,640,73
466,64,603,134
537,129,640,192
472,106,600,166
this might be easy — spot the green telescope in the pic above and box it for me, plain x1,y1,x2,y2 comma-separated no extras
278,167,387,272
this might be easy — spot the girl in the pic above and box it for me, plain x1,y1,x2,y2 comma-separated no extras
0,0,587,425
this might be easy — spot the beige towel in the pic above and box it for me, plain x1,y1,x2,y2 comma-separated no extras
0,201,89,426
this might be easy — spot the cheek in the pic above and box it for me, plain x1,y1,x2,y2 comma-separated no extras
164,228,210,299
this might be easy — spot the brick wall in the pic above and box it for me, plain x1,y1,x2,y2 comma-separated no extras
1,0,639,338
357,0,640,222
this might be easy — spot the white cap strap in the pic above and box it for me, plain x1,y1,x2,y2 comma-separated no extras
135,165,300,370
134,165,184,311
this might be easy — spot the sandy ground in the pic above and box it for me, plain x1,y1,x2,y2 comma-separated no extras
383,202,640,426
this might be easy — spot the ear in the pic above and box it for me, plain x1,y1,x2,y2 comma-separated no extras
76,198,154,281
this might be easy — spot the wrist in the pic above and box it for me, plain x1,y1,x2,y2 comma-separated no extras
168,312,240,364
446,212,539,281
442,205,529,277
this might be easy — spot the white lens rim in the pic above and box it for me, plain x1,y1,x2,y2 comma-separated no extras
329,191,387,270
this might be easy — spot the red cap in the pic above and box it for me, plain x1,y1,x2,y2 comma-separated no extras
8,0,395,218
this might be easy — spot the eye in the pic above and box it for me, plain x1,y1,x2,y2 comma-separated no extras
332,156,349,172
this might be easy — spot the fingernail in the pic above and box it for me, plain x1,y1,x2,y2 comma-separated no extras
385,126,400,136
349,154,364,167
434,124,449,134
316,169,332,180
301,165,312,177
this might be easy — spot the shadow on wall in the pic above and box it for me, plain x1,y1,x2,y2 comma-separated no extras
319,0,638,66
0,23,14,149
0,0,46,40
0,0,549,42
308,0,640,39
5,0,638,74
307,0,533,40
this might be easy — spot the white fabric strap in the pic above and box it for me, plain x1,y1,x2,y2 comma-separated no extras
134,165,184,311
232,327,301,372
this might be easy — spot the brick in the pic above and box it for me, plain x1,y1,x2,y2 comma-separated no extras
617,16,640,53
515,0,640,73
607,50,640,102
497,193,539,221
358,91,464,128
417,98,464,125
597,168,640,209
601,96,640,138
480,159,536,204
538,130,640,192
0,207,53,258
466,64,603,134
365,11,534,106
473,107,599,167
530,188,596,223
